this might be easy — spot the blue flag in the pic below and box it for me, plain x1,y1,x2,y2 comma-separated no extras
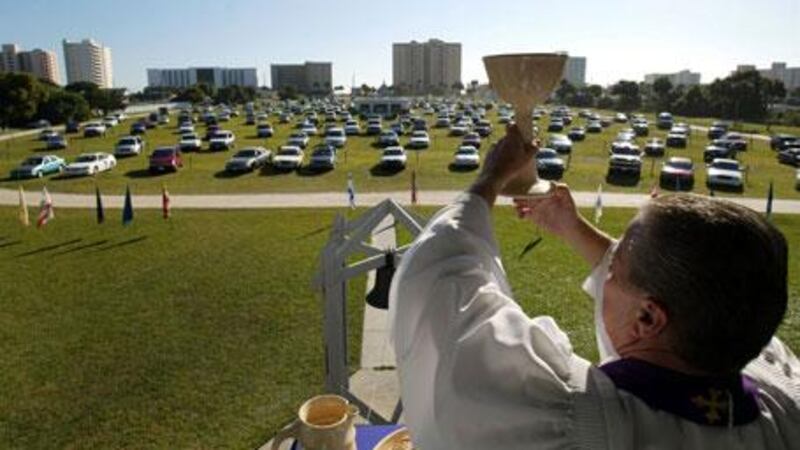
95,186,104,224
766,180,774,220
122,185,134,226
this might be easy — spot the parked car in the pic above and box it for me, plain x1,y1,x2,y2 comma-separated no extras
83,122,107,138
616,129,636,142
378,130,400,147
272,146,304,170
301,122,318,136
179,133,202,152
65,120,80,134
380,146,407,170
666,131,688,148
462,132,481,148
130,121,147,135
610,141,642,156
707,121,730,140
796,169,800,191
706,158,744,191
46,134,68,150
64,152,116,177
536,148,565,180
149,147,183,172
390,122,404,136
407,130,430,150
548,134,573,154
10,155,65,179
158,114,170,125
474,120,492,137
659,157,695,190
644,138,665,157
209,130,236,151
225,147,271,172
614,112,628,123
703,144,736,163
114,136,144,157
567,126,586,142
451,146,480,169
771,134,800,151
325,128,347,148
607,154,642,179
179,123,195,135
547,119,564,132
287,132,310,149
366,120,382,135
308,145,337,171
714,133,748,151
435,116,451,128
344,120,361,135
777,148,800,166
586,120,602,133
256,123,274,138
103,116,119,128
632,119,649,137
657,112,674,130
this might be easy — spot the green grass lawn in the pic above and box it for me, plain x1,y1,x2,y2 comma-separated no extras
1,109,798,199
1,204,799,448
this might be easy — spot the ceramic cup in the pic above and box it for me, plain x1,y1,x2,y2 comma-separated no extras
272,394,359,450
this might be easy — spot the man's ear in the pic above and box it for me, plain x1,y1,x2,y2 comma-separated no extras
634,298,668,338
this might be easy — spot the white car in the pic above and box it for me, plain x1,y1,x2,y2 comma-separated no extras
83,122,107,137
179,123,195,134
301,123,318,136
103,116,119,127
114,136,144,157
325,128,347,148
287,132,310,149
408,130,430,150
344,121,361,135
380,146,407,169
179,133,202,151
449,122,469,136
379,131,400,147
225,147,271,172
706,158,744,190
158,115,170,125
452,146,480,169
209,130,236,151
273,146,304,170
64,152,116,177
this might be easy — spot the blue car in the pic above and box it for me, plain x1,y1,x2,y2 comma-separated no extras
10,155,65,179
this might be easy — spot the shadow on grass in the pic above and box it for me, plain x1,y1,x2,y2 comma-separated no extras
296,225,332,240
297,166,331,177
0,240,22,249
213,169,251,179
659,180,695,192
707,184,745,194
605,173,641,187
54,239,109,256
260,165,293,177
448,163,479,173
370,164,405,177
97,236,148,252
126,168,173,178
16,238,83,257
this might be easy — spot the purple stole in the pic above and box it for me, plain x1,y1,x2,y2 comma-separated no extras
599,358,760,427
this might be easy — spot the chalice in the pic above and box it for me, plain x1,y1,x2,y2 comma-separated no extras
483,53,567,198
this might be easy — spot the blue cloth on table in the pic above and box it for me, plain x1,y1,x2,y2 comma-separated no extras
290,425,404,450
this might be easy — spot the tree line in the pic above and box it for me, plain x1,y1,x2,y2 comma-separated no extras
554,70,795,124
0,72,126,129
130,83,259,106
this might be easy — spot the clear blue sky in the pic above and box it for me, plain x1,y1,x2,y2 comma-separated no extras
2,0,798,91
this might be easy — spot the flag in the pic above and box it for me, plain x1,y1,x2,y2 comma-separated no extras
95,186,105,224
411,170,418,205
18,185,29,226
122,185,134,226
37,186,54,228
594,184,603,224
766,180,774,220
162,184,171,219
346,172,356,209
650,183,660,198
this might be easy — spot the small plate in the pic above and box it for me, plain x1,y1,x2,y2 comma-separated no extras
373,427,415,450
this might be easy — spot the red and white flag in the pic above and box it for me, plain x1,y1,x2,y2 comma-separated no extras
37,186,54,228
162,184,171,219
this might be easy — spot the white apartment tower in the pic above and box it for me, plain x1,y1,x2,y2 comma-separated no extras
563,56,587,86
393,39,461,94
62,39,113,88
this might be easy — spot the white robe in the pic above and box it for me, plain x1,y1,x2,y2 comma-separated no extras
388,193,800,449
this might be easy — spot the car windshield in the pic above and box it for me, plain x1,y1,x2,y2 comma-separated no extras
384,149,403,156
668,160,693,170
152,149,174,157
279,148,301,156
537,150,558,159
456,149,477,155
713,161,739,171
313,149,332,156
290,133,306,138
182,134,198,140
119,138,136,145
327,130,343,137
23,157,44,166
75,155,97,162
235,150,259,158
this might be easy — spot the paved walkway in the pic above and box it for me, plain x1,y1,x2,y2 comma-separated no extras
3,188,800,214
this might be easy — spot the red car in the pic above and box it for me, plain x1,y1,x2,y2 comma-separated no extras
149,147,183,172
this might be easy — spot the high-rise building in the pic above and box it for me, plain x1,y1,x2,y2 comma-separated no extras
644,70,701,86
147,67,258,88
393,39,461,94
270,62,332,95
735,62,800,91
0,44,60,84
563,56,587,86
62,39,113,88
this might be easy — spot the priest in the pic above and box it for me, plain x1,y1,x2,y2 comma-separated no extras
388,125,798,449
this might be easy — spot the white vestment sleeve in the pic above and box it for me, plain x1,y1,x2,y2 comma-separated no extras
389,194,590,450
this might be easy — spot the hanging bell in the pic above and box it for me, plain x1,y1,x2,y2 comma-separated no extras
366,250,396,310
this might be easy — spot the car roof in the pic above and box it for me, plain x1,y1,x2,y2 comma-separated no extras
667,157,692,164
712,158,738,164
